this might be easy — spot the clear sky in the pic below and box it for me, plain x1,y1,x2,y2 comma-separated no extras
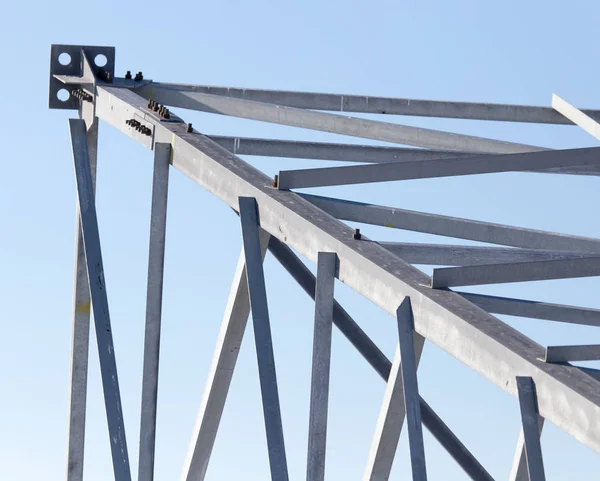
2,1,600,480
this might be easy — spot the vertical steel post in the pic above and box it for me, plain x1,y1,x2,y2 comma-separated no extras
65,107,98,481
363,338,425,481
509,419,545,481
306,252,336,481
138,143,171,481
396,297,427,481
181,232,270,481
239,197,289,481
516,377,546,481
69,118,132,481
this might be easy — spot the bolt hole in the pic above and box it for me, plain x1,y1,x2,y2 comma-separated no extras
57,89,70,102
95,54,108,67
58,52,71,66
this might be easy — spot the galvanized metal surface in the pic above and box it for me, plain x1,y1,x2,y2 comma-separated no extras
92,84,600,456
51,46,600,481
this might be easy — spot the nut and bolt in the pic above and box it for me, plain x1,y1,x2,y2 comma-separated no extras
134,71,144,81
353,228,362,240
125,71,132,79
186,123,193,133
125,119,151,136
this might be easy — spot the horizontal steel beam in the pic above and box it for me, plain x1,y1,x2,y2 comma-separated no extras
134,83,543,154
553,94,600,141
381,243,586,266
302,194,600,254
209,135,472,163
95,84,600,454
210,136,596,176
141,82,600,124
545,345,600,363
431,257,600,288
458,292,600,327
276,147,600,189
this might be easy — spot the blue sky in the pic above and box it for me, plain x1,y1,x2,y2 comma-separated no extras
1,1,600,480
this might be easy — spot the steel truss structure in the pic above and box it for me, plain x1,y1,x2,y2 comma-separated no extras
50,45,600,481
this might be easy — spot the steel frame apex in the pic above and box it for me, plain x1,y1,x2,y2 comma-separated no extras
49,44,115,110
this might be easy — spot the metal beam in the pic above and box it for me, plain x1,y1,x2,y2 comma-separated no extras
135,83,543,154
553,94,600,141
65,103,97,481
397,298,427,481
276,147,600,189
364,332,426,481
239,197,289,481
268,238,494,481
69,118,132,481
307,253,336,481
140,82,600,124
181,233,270,481
267,237,391,376
509,419,545,481
302,193,600,254
431,256,600,288
95,85,600,454
457,292,600,327
515,377,546,481
210,135,475,163
381,242,586,266
138,144,171,481
545,345,600,363
208,136,598,176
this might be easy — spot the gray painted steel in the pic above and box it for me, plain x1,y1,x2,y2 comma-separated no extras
94,85,600,455
210,135,474,163
302,193,600,253
431,256,600,288
239,197,289,481
182,233,270,481
553,94,600,141
307,253,336,481
134,84,543,154
364,336,426,481
396,298,427,481
516,377,546,481
138,144,171,481
268,238,494,481
545,345,600,362
51,48,600,481
210,136,598,176
69,119,131,481
458,292,600,327
65,105,97,481
267,237,390,376
381,242,586,266
276,147,600,189
139,82,600,124
509,419,545,481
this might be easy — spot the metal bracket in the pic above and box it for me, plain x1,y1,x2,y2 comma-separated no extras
49,44,115,110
